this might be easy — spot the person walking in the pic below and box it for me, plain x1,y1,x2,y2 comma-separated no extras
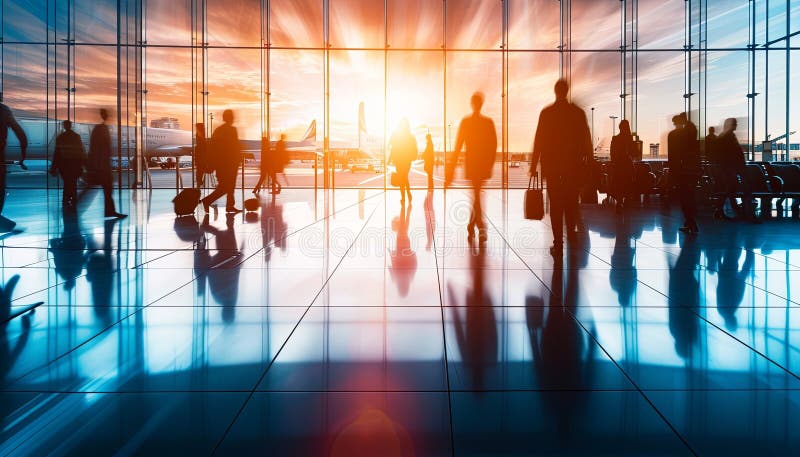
530,79,592,254
194,123,209,186
448,92,497,245
201,109,242,213
83,109,126,219
423,133,435,190
389,119,417,206
717,117,757,222
674,113,700,233
0,101,28,230
609,119,635,213
50,120,86,210
253,136,272,195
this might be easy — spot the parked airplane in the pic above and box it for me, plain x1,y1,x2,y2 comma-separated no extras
2,116,317,166
147,120,318,164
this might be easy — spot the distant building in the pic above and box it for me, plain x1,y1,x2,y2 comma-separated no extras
649,143,659,157
150,117,180,129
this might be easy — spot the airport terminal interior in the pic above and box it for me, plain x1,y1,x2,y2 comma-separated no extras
2,1,800,455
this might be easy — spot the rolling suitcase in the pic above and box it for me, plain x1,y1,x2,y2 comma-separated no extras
244,198,259,212
173,188,201,216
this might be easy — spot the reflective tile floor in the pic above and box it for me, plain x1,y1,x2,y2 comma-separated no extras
1,187,799,456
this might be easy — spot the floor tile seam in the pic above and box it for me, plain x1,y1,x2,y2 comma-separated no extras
480,211,697,455
7,387,800,395
208,198,383,456
232,191,384,267
631,237,800,306
587,246,800,386
3,275,200,389
564,306,699,456
635,279,800,385
433,190,457,457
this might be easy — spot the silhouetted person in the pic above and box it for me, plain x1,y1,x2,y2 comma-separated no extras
449,92,497,244
668,237,701,360
80,109,126,219
666,114,684,195
705,126,718,162
0,102,28,230
202,109,242,213
389,119,417,206
423,133,435,189
448,246,497,390
86,219,119,325
610,119,635,212
50,120,86,210
531,79,592,254
389,204,417,297
195,123,209,185
717,118,757,222
254,134,287,195
1,275,32,385
253,136,271,195
274,133,289,191
669,113,700,233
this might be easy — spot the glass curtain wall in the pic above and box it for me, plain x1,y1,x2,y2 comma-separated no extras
2,0,799,188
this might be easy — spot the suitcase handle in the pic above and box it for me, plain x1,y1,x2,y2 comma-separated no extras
528,172,541,190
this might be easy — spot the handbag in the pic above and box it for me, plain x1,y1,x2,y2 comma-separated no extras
390,172,399,187
524,173,544,220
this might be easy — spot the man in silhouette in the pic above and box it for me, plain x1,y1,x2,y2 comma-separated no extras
448,92,497,244
668,113,700,233
0,100,28,229
50,120,86,210
202,109,242,213
680,115,701,233
666,114,685,198
83,109,126,219
717,118,757,222
705,126,718,162
530,79,592,254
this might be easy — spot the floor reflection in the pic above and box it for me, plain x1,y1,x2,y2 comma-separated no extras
49,209,86,291
390,203,417,297
448,246,497,390
197,214,242,322
0,189,799,455
668,238,702,360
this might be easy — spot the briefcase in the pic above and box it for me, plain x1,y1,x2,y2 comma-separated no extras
524,174,544,220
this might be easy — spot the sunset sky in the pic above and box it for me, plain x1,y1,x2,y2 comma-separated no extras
2,0,800,154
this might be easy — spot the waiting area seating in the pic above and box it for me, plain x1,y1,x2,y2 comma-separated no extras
596,159,800,218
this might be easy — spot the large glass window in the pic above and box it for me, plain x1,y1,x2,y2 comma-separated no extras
507,52,560,187
2,0,800,189
446,51,502,187
270,0,324,48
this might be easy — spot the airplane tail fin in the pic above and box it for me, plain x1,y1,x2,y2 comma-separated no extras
358,102,367,135
302,120,316,142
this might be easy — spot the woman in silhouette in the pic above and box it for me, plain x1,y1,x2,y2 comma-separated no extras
388,119,417,206
423,133,435,190
609,119,635,212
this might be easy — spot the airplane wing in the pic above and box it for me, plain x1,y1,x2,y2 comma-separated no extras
240,139,262,152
